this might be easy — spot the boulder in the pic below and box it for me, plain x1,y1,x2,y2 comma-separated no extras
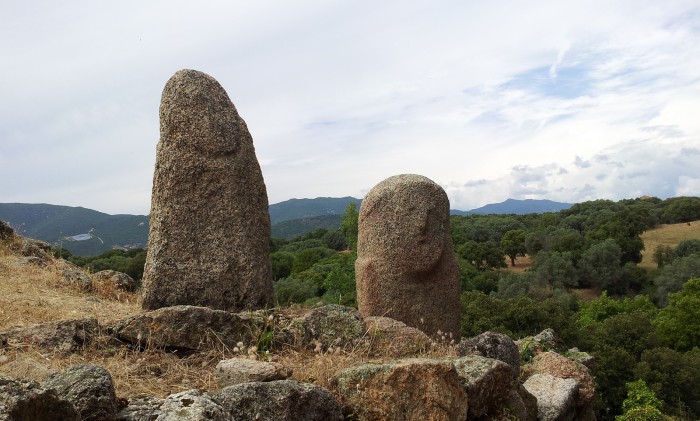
43,364,119,421
214,379,343,421
0,318,98,353
56,261,93,291
157,389,228,421
0,376,78,421
528,351,595,408
115,305,265,350
302,304,363,350
334,358,468,421
452,355,515,419
215,358,292,387
92,270,138,293
0,221,14,240
355,174,461,337
456,331,520,379
142,69,273,312
363,316,430,357
115,396,163,421
504,384,538,421
523,374,578,421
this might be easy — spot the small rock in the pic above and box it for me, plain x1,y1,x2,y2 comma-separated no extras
157,389,228,421
0,221,15,240
43,364,119,421
215,380,343,421
215,357,291,387
363,316,430,357
92,270,138,293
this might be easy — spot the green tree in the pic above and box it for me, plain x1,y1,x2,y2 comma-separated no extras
501,229,528,267
615,380,665,421
674,239,700,259
579,239,624,292
291,247,336,275
340,203,359,251
653,278,700,351
532,251,578,291
635,347,700,418
457,240,506,270
652,245,674,268
653,255,700,306
270,251,295,281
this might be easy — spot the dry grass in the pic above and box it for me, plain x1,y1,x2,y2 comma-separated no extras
640,220,700,270
0,237,457,401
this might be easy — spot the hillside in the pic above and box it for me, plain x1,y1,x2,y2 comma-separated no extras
1,198,576,255
639,220,700,269
0,203,148,256
268,196,361,224
451,198,573,215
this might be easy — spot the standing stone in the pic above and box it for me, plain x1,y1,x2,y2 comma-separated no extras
356,174,461,337
142,69,273,311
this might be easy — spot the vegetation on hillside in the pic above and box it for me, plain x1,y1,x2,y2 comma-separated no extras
265,196,700,420
28,194,700,419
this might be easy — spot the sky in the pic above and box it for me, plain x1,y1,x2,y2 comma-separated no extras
2,1,700,215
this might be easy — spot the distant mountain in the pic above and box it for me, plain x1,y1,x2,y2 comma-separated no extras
0,197,573,255
269,197,361,224
271,214,343,240
0,203,148,256
451,199,573,215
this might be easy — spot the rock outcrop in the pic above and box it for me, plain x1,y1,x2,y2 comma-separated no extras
457,331,520,380
355,174,461,337
115,305,266,350
91,270,138,293
302,304,363,351
0,376,79,421
363,316,430,357
452,355,515,419
0,318,98,353
141,69,273,312
523,374,579,421
335,358,469,421
214,380,343,421
43,364,119,421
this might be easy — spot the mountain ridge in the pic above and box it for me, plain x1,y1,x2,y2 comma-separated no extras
0,198,573,254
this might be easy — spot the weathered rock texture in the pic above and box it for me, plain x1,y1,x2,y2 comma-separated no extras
456,331,520,380
452,355,515,419
0,318,98,353
142,69,273,312
363,316,430,357
0,376,79,421
523,374,578,421
158,389,228,421
302,304,363,350
214,380,343,421
355,174,461,337
43,364,119,421
115,305,265,350
91,270,138,293
335,358,468,421
215,358,291,387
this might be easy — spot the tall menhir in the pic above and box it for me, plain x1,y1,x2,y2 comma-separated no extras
141,69,273,311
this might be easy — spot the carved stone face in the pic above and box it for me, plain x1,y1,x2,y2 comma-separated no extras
358,174,450,275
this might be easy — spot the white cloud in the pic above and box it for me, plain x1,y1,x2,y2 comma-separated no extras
1,0,699,214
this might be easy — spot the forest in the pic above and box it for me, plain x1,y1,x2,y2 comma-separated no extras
57,195,700,420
